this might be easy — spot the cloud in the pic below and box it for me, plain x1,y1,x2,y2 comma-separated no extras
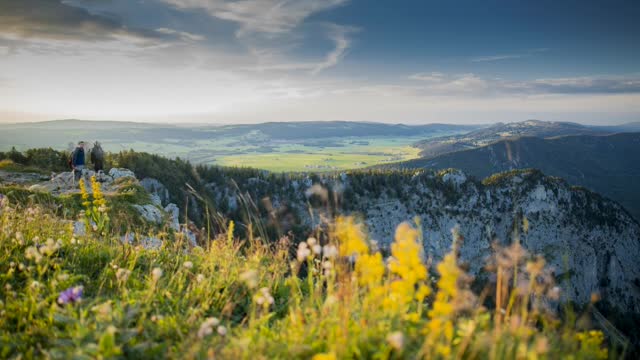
160,0,348,36
470,48,549,62
0,0,161,43
408,72,640,95
525,77,640,94
247,24,356,74
155,28,205,42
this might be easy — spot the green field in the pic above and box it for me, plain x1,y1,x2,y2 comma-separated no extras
11,136,427,172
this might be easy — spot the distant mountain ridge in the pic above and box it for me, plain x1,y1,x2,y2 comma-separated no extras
1,120,481,144
413,119,617,158
385,132,640,220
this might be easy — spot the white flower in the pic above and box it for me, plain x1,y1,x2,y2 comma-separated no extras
312,244,322,255
183,261,193,270
322,245,338,259
116,268,132,282
196,274,205,283
255,287,274,306
387,331,404,350
217,325,227,336
197,317,220,339
239,269,258,288
306,237,317,246
297,247,311,262
151,267,163,281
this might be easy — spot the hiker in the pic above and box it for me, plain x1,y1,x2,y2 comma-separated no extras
90,141,105,172
71,141,86,181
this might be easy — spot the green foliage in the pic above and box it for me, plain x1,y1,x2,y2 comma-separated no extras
0,147,69,173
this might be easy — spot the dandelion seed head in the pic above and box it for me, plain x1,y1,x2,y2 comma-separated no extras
151,267,163,281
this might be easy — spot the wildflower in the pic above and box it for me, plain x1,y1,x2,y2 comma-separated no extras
217,325,227,336
254,287,274,307
30,281,41,290
25,246,43,263
307,237,317,246
15,232,24,245
151,267,163,281
92,301,113,321
116,268,131,282
239,269,258,288
355,253,385,287
196,274,205,283
334,216,368,257
297,242,311,261
388,222,428,304
183,261,194,270
387,331,404,351
322,245,338,259
312,244,322,255
198,317,220,338
312,353,336,360
227,220,235,243
58,286,83,304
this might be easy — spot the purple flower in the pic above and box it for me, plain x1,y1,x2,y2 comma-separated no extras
58,286,83,305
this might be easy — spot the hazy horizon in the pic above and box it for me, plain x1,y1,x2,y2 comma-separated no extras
1,1,639,125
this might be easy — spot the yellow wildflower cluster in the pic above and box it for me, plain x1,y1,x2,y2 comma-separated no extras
388,223,430,305
90,176,106,209
354,253,384,287
424,251,462,357
575,330,608,359
334,216,368,257
227,220,235,243
79,178,90,208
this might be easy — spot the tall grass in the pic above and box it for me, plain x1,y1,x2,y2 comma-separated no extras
0,195,615,359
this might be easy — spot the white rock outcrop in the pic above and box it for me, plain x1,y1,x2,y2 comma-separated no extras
109,168,136,180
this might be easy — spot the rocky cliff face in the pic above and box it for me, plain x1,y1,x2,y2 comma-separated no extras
204,169,640,313
357,170,640,313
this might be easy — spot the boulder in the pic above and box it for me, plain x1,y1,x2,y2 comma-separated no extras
140,178,170,206
109,168,136,180
164,203,180,231
132,204,164,224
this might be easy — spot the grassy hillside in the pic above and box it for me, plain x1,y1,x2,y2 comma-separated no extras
0,198,617,359
385,133,640,221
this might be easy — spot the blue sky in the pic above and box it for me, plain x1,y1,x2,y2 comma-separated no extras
0,0,639,124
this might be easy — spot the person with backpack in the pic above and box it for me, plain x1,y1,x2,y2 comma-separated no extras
90,141,105,172
71,141,86,181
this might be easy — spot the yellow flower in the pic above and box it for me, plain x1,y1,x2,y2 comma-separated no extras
355,253,384,287
388,222,429,305
312,353,336,360
227,220,235,243
79,178,89,200
334,216,368,257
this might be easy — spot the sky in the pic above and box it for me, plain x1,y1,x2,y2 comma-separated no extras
0,0,639,125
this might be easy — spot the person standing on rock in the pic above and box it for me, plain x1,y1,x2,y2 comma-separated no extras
71,141,86,182
90,141,105,173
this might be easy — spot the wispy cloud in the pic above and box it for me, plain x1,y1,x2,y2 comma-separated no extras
408,72,640,95
247,24,356,75
160,0,348,36
155,28,205,42
470,48,549,62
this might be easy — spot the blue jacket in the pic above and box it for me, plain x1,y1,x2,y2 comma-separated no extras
72,147,85,166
